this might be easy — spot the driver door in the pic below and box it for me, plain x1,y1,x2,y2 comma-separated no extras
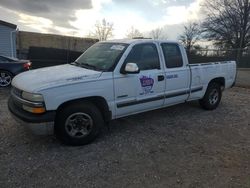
114,43,165,118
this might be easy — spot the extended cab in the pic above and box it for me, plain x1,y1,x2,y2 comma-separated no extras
8,39,237,145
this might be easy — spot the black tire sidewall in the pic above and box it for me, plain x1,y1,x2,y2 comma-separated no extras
200,83,222,110
55,102,103,146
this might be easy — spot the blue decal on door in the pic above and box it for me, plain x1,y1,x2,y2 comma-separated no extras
166,74,178,79
139,76,154,95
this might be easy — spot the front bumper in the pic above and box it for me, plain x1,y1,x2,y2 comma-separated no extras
8,97,56,135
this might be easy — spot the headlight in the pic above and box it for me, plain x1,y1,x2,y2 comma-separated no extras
22,91,44,102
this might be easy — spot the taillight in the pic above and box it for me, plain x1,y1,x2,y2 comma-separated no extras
23,62,31,70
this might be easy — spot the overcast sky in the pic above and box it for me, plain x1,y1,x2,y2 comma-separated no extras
0,0,204,39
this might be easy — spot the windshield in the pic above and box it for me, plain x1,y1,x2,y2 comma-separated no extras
74,42,128,71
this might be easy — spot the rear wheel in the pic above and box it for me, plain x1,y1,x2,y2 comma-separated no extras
199,82,222,110
0,70,12,87
55,102,104,146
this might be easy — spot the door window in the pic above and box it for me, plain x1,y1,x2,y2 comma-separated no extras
161,43,183,68
124,43,160,70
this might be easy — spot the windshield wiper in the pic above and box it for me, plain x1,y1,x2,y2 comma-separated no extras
80,63,103,71
71,61,103,71
70,61,80,66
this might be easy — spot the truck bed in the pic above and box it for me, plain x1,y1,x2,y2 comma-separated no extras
187,60,236,100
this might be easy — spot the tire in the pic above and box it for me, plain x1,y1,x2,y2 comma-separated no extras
199,82,222,110
0,70,13,87
55,102,104,146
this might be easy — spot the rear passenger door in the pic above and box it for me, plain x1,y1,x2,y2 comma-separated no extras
161,43,190,105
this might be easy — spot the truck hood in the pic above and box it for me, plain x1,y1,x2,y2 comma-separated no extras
12,64,102,92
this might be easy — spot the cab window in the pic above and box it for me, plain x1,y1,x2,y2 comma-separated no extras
124,43,160,70
161,43,183,68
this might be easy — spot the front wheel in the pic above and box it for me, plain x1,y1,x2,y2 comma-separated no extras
199,82,222,110
55,102,104,146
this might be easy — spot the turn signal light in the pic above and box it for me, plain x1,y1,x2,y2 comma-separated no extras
23,105,46,114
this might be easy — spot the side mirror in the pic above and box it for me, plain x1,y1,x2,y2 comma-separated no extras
121,63,140,74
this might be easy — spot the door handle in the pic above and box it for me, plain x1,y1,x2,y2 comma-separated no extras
158,75,165,81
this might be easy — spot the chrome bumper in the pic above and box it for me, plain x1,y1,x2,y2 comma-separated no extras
8,94,55,136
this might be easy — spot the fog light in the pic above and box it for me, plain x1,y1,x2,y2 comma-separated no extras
23,105,46,114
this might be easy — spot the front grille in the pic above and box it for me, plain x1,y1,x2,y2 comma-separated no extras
11,96,23,110
11,87,23,108
11,87,44,108
12,87,22,98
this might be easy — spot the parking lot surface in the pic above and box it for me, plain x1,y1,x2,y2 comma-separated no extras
236,69,250,88
1,87,250,187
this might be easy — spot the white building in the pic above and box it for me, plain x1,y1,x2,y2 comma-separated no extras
0,20,17,57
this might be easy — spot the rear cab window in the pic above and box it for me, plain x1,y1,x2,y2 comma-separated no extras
161,43,183,68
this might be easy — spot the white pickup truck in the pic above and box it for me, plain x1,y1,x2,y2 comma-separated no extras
8,39,236,145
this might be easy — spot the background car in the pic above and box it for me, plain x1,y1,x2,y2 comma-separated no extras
0,55,31,87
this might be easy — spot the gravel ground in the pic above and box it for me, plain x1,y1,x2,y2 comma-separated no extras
0,87,250,188
236,69,250,88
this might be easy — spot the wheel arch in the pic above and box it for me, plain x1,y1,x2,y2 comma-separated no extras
199,77,223,110
56,96,111,123
208,77,225,88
